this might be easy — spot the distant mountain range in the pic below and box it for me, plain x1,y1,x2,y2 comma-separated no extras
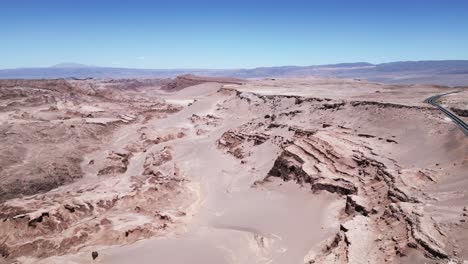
49,63,94,68
1,60,468,86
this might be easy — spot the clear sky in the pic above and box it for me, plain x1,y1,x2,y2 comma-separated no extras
1,0,468,69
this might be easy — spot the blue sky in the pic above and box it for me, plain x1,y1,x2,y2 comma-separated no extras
1,0,468,69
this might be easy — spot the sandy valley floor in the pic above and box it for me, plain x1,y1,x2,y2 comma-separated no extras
0,76,467,264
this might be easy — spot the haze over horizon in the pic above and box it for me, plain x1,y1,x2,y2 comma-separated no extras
2,0,468,69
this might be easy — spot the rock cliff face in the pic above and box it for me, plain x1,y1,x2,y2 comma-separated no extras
161,74,244,91
214,87,466,263
266,131,449,263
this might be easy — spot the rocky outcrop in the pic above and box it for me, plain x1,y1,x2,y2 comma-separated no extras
190,114,221,135
98,151,132,175
450,107,468,117
161,74,244,91
264,130,454,263
218,122,270,159
350,100,435,110
319,102,346,110
0,138,193,260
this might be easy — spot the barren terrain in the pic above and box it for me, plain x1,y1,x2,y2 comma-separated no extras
0,76,466,264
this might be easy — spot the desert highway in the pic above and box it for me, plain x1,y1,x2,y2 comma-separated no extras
424,91,468,135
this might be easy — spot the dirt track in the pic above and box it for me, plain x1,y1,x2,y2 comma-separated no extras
0,77,467,264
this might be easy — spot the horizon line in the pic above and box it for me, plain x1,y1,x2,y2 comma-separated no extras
2,59,468,71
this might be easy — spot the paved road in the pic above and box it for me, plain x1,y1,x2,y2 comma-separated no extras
424,91,468,135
